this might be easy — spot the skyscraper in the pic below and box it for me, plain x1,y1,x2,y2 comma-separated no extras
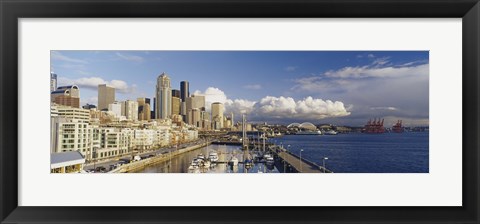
50,72,57,92
137,97,151,121
155,73,172,119
172,89,181,98
180,81,189,102
98,84,115,111
186,95,206,112
211,102,224,130
171,96,181,115
122,100,139,121
151,97,156,119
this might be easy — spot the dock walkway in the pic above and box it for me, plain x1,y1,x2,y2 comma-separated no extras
276,151,322,173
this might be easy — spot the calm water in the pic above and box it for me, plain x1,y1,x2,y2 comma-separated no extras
136,144,279,173
274,132,429,173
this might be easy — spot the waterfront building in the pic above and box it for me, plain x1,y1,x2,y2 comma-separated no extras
50,151,85,173
50,72,57,92
51,85,80,108
211,102,224,130
98,84,115,111
134,129,155,151
97,127,129,160
172,89,181,98
172,96,181,115
53,104,90,123
137,97,152,121
171,114,183,125
155,73,172,119
180,81,189,102
108,101,123,118
122,100,139,121
54,119,93,157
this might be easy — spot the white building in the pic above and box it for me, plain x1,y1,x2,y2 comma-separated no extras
53,104,90,123
134,129,155,150
108,101,122,118
54,120,93,158
121,100,139,121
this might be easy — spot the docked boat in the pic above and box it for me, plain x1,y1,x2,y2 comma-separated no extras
265,156,274,164
296,130,322,135
197,153,205,160
228,156,239,166
208,152,219,162
202,160,211,168
324,130,338,135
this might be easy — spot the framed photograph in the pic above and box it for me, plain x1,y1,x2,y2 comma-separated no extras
1,0,479,223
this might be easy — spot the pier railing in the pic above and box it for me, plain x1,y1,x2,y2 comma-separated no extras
271,145,333,173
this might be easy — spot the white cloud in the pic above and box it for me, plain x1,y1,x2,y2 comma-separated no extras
254,96,350,120
371,107,398,111
371,56,390,66
193,87,229,106
285,66,297,72
323,63,428,79
115,52,144,63
51,51,88,64
194,87,350,121
243,84,262,90
58,76,135,94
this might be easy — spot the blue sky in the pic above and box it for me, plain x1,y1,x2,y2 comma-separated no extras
51,51,429,126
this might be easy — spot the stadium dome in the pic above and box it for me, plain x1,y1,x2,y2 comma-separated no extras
287,123,301,128
299,122,317,130
287,122,317,130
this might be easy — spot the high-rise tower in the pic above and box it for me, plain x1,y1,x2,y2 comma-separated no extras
98,84,115,111
180,81,189,102
156,73,172,119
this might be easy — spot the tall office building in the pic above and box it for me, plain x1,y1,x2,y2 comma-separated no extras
180,81,189,102
122,100,139,121
188,108,201,128
151,97,156,119
172,89,181,98
137,97,151,121
186,95,206,112
155,73,172,119
180,81,189,122
50,72,57,92
186,95,205,124
211,102,225,130
98,84,115,111
172,96,181,115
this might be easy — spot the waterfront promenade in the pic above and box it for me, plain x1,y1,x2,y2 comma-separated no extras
109,141,209,173
83,140,205,171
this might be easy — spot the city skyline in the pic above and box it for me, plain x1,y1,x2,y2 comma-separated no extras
51,51,429,126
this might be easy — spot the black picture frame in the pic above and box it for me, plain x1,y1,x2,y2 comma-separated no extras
1,0,479,223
